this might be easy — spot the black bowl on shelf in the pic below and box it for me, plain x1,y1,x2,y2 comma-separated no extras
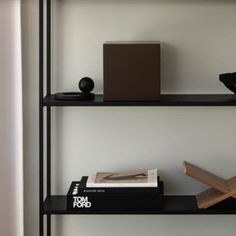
55,92,95,101
219,72,236,94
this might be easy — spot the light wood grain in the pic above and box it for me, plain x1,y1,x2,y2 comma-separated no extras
183,161,229,193
197,188,236,209
183,161,236,208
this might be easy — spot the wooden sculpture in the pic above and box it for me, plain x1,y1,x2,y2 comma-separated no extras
183,161,236,209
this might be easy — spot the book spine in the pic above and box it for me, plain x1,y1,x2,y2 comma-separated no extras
75,188,162,196
70,181,164,196
79,181,163,195
67,195,163,210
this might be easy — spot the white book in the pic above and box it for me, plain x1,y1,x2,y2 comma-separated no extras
86,169,158,188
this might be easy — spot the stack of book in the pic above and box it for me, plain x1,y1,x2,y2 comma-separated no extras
67,169,164,211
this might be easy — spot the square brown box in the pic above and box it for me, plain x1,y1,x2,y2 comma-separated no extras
103,42,160,101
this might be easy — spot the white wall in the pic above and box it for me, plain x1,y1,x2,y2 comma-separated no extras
22,0,236,236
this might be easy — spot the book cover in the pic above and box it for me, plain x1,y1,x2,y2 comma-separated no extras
87,169,158,188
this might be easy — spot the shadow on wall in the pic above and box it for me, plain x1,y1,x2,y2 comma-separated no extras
161,43,180,93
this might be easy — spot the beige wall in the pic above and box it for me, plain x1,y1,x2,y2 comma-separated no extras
22,0,38,235
22,0,236,235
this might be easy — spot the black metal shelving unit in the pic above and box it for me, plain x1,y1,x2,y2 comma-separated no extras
39,0,236,235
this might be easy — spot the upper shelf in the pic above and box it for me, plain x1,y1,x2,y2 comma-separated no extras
43,94,236,107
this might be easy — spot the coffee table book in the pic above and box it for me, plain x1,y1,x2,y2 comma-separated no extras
67,178,164,211
87,169,158,188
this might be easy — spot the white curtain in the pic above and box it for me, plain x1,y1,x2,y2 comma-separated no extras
0,0,24,236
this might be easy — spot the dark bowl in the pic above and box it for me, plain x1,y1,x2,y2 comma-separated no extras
219,72,236,94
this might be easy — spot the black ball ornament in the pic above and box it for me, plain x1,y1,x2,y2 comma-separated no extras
79,77,94,94
54,77,95,101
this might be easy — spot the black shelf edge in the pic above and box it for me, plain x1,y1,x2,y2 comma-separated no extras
43,94,236,107
43,195,236,215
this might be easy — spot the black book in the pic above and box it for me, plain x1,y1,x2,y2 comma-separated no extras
73,176,162,196
67,180,164,211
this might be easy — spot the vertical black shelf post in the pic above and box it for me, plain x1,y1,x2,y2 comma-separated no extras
40,0,52,235
39,0,44,235
46,0,52,235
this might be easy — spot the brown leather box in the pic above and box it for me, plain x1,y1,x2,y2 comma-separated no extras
104,42,160,101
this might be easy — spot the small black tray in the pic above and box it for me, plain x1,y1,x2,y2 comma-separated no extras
55,92,95,101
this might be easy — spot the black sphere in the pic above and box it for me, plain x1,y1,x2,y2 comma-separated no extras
79,77,94,94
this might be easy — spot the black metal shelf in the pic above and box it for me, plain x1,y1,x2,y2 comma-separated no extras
43,94,236,107
39,0,236,235
44,195,236,215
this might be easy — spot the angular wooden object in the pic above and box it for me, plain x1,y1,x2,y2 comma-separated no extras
183,161,236,209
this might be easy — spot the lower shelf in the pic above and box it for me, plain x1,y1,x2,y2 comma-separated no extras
44,195,236,215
